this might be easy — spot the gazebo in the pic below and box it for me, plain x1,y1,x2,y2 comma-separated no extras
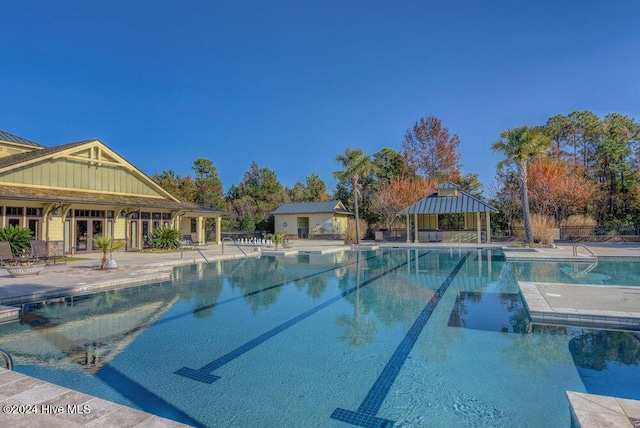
399,182,498,244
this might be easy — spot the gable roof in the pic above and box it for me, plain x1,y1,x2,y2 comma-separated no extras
0,139,181,202
399,183,497,215
0,140,88,169
271,200,352,215
0,130,45,148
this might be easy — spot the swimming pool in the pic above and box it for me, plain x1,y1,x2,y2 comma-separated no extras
0,248,638,427
509,257,640,286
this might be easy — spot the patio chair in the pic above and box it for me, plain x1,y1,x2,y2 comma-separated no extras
30,240,48,264
29,240,67,265
0,242,16,266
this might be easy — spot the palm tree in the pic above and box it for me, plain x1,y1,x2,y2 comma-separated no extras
93,235,126,269
492,126,551,245
333,148,375,244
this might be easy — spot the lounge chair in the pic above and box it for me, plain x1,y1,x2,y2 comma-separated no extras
0,242,16,266
29,240,67,265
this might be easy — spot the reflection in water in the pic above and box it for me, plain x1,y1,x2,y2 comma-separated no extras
448,292,529,334
570,331,640,370
569,330,640,400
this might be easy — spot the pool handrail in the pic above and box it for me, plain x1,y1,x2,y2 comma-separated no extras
180,237,209,263
0,348,13,370
222,237,248,258
573,243,598,273
573,243,597,260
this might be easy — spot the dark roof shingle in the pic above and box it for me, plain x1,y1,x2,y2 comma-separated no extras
0,130,45,148
271,200,351,215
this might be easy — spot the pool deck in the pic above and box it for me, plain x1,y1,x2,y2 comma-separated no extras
0,367,189,427
0,240,639,427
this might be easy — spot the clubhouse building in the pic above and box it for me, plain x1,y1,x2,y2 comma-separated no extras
0,130,224,255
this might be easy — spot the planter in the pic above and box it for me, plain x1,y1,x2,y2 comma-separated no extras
5,264,45,278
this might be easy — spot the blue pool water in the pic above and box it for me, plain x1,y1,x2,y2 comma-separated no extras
0,248,638,427
509,258,640,286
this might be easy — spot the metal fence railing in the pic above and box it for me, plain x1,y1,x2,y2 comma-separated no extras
498,225,640,240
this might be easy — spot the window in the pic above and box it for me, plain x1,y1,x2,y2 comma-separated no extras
74,210,105,218
26,208,43,216
28,219,39,239
191,219,197,233
6,207,23,215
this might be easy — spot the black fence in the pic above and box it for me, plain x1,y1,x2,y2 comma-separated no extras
497,225,640,241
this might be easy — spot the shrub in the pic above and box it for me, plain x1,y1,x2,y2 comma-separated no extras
513,215,556,245
531,214,555,245
152,226,181,249
267,232,284,250
0,225,33,255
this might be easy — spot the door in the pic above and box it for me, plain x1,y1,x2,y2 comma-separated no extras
75,220,105,252
76,220,88,251
297,217,309,239
92,220,103,250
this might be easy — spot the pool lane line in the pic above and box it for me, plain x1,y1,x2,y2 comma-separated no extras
97,365,207,427
153,252,387,328
175,251,427,384
331,252,471,428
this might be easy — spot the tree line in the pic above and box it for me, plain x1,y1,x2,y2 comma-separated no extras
152,111,640,241
492,111,640,244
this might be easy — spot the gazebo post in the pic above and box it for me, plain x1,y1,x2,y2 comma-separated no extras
406,214,411,243
476,211,481,244
414,213,419,243
485,212,491,243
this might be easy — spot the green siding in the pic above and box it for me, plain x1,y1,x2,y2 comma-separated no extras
0,158,163,197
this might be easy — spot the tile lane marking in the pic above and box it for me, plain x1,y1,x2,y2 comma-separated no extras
330,252,471,427
175,252,426,384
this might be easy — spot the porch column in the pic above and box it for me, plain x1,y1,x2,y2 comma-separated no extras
406,214,410,243
485,212,491,243
216,216,222,244
197,216,204,245
476,211,481,244
414,213,419,243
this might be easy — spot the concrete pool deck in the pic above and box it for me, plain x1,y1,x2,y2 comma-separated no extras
0,240,639,427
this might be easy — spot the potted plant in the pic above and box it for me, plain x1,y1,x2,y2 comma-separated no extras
93,235,125,269
4,260,46,277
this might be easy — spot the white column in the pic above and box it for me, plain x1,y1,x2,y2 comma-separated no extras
406,214,411,243
216,216,222,245
414,213,419,243
485,212,491,243
476,212,481,244
197,216,204,245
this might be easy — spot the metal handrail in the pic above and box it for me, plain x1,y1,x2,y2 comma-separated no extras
0,348,13,370
573,243,597,261
572,243,598,275
222,237,248,258
180,240,209,263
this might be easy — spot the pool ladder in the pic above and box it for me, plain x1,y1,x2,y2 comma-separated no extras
0,348,13,370
222,237,248,258
573,243,598,273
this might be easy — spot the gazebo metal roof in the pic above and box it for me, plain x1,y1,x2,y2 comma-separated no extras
399,182,497,215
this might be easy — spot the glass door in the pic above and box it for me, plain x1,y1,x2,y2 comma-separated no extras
76,220,88,251
92,220,104,250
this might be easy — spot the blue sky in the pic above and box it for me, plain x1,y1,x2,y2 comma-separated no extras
2,1,639,197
